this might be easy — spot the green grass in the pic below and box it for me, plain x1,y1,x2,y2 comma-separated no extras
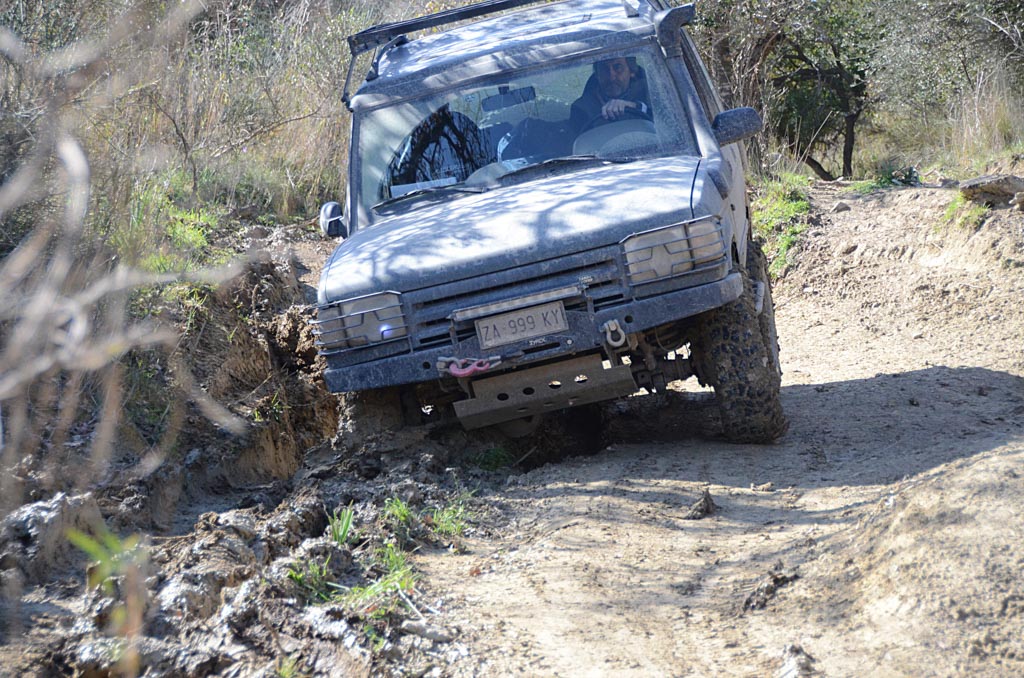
751,172,812,276
340,543,419,618
471,446,517,471
382,497,413,529
326,505,356,546
427,495,472,538
274,654,309,678
849,165,920,194
943,194,989,231
286,556,338,604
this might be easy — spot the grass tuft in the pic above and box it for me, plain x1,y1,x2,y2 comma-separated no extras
943,194,989,231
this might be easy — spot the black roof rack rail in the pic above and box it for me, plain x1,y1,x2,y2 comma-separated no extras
347,0,554,57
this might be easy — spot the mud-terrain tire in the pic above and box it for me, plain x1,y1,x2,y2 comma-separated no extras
690,240,787,443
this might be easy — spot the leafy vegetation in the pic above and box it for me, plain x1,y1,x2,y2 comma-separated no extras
66,526,149,675
752,172,812,276
327,505,356,546
286,556,339,604
427,495,473,538
943,194,991,231
694,0,1024,180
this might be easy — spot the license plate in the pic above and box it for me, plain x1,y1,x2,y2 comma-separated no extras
475,300,568,349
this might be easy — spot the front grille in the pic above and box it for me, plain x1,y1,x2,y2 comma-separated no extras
404,249,625,349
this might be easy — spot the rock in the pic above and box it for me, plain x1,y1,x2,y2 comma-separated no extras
776,644,816,678
0,492,104,584
830,201,851,213
683,488,718,520
73,635,181,677
744,565,799,611
1011,191,1024,211
959,174,1024,206
400,619,455,643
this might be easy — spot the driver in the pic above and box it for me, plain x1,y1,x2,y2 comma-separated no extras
569,56,652,135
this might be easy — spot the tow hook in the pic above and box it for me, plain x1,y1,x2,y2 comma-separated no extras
437,355,502,378
601,319,627,348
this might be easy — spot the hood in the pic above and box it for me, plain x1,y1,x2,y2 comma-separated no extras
318,156,706,304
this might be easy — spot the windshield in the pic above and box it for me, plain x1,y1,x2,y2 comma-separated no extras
353,46,697,223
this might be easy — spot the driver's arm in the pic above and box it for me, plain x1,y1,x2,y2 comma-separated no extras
601,98,650,119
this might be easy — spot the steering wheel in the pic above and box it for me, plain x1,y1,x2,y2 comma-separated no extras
572,118,658,156
576,105,651,136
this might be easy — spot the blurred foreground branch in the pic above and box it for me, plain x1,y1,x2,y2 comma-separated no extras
0,0,230,514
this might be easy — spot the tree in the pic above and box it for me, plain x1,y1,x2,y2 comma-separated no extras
768,0,880,179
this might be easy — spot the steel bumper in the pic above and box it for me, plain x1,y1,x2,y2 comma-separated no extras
322,271,742,393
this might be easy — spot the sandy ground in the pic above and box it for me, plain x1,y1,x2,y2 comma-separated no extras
412,182,1024,677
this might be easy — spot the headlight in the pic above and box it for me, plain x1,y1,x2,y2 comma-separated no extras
314,292,407,351
621,218,726,285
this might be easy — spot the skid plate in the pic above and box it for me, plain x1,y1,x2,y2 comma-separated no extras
453,354,637,429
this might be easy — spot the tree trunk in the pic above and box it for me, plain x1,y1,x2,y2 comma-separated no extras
803,155,835,181
842,111,860,179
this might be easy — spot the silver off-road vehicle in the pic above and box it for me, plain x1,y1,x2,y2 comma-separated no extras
314,0,786,442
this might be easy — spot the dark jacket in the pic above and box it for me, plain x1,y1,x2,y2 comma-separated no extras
569,67,652,135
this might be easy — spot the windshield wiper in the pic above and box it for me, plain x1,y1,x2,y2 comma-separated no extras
372,184,487,211
497,154,635,182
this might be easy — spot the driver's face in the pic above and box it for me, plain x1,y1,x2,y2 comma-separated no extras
595,58,633,98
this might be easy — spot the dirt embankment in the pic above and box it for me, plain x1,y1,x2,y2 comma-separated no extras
2,181,1023,677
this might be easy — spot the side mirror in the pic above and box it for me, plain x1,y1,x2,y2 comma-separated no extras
712,107,762,146
319,201,349,239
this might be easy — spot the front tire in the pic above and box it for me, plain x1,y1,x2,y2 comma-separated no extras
690,240,787,443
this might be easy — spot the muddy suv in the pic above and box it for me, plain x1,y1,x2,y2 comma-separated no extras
314,0,786,442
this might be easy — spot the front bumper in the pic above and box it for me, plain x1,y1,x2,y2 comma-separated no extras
321,271,741,393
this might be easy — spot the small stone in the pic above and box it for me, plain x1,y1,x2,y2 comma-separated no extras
830,201,851,213
400,619,454,643
1011,191,1024,211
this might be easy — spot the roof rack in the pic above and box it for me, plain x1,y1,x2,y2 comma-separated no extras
347,0,557,57
340,0,674,106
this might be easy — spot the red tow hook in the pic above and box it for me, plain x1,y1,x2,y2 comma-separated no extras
437,356,502,377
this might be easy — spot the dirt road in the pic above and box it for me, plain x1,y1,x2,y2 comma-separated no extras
412,183,1024,676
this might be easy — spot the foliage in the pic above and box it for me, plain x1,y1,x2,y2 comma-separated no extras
66,525,149,675
850,165,920,194
274,654,310,678
692,0,1024,178
327,505,356,546
943,194,990,231
751,172,812,276
427,496,472,538
472,446,517,471
341,548,419,618
287,556,339,604
383,497,413,529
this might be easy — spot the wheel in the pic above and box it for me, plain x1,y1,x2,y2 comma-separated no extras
690,239,787,443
